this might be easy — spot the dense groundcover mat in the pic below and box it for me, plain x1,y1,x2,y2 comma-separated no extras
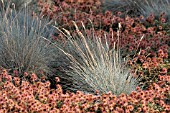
0,0,170,112
0,69,169,112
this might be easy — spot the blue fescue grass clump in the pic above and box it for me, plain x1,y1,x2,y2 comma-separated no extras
52,22,138,95
0,0,34,10
0,3,54,77
127,0,170,17
101,0,170,18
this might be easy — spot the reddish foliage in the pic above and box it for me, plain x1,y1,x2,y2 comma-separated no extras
0,69,169,112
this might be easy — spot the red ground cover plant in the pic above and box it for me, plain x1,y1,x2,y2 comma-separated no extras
37,0,101,26
129,47,170,89
37,0,170,52
0,69,169,112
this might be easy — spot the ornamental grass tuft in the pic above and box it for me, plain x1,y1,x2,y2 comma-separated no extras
0,2,54,77
101,0,170,18
52,22,138,95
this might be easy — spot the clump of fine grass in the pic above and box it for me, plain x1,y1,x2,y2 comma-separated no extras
0,0,35,11
126,0,170,17
52,22,138,95
0,3,54,77
100,0,141,17
101,0,170,18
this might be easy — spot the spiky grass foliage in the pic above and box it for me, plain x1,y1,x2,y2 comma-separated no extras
53,22,138,95
101,0,170,18
0,4,54,77
127,0,170,17
101,0,128,13
100,0,141,17
0,0,34,10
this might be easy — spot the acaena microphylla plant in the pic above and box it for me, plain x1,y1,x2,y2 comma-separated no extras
0,3,54,77
52,22,138,95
